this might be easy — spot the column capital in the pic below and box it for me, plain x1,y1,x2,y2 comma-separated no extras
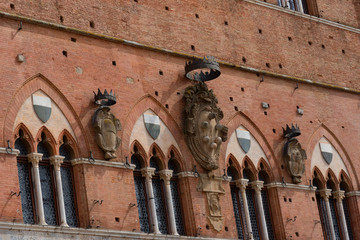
332,190,346,201
235,179,249,190
49,155,65,171
159,169,173,182
141,167,156,180
319,189,332,199
250,180,264,192
27,153,43,167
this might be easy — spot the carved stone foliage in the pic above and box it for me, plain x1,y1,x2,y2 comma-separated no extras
283,124,307,183
184,82,228,171
92,107,121,159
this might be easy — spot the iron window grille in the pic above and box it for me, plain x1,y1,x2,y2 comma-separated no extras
170,175,186,235
230,182,246,239
59,144,79,227
15,136,36,224
132,155,150,233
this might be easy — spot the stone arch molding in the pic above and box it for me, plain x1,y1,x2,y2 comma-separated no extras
226,125,270,171
223,111,279,178
311,137,349,184
307,124,358,188
129,109,182,167
3,73,88,156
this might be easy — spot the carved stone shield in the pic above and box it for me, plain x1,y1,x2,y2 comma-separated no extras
143,114,160,140
320,142,333,165
32,95,52,123
236,129,251,153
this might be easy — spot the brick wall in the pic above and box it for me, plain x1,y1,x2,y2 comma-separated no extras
0,0,359,90
0,1,359,239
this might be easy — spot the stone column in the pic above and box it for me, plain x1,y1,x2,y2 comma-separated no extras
235,179,253,239
50,155,68,227
141,167,160,234
159,169,178,235
296,0,304,13
27,153,46,225
319,189,336,239
250,181,268,240
333,190,349,240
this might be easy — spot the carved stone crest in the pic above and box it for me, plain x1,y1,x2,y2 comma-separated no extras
184,82,228,171
283,124,307,183
92,89,121,160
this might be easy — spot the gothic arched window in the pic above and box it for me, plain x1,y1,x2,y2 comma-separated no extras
168,155,185,235
59,136,78,227
131,153,150,233
37,132,57,226
15,129,36,224
259,170,275,240
227,165,246,239
150,156,168,234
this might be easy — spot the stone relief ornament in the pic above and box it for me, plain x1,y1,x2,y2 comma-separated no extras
319,142,333,165
283,124,307,184
183,82,228,171
92,89,121,160
207,193,224,232
197,174,225,232
184,56,227,232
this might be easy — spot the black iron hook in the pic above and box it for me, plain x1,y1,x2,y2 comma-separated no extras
6,140,12,154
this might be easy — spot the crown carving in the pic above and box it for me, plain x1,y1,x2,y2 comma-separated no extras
185,56,221,82
93,88,116,106
282,124,301,139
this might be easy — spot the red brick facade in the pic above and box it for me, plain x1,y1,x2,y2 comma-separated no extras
0,0,359,239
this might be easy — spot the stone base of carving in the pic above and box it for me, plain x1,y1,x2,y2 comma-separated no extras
196,174,225,232
292,176,302,183
197,173,225,193
207,216,224,232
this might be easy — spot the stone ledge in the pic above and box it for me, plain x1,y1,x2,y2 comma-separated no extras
265,182,317,191
345,191,360,197
0,147,20,156
0,222,231,240
0,11,358,95
71,158,136,170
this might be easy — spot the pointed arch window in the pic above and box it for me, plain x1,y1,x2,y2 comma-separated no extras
227,166,246,239
313,177,332,239
15,129,36,224
59,135,78,227
277,0,318,16
37,132,58,226
150,155,169,234
314,174,353,240
168,154,185,235
259,170,275,240
340,181,354,239
243,169,260,239
131,152,150,233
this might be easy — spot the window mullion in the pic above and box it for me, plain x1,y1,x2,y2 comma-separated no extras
50,155,68,227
